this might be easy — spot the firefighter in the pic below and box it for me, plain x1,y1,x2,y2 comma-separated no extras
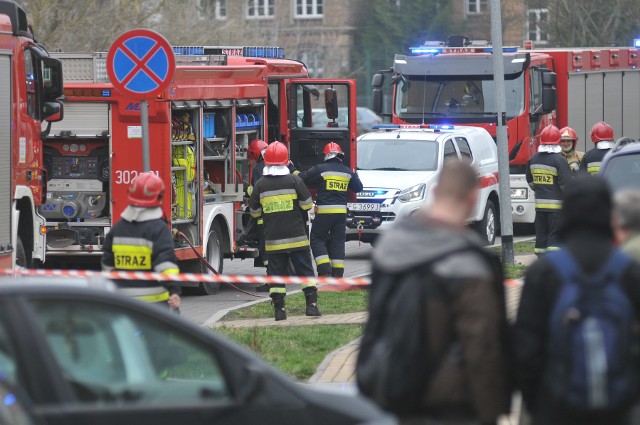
559,126,584,175
526,125,572,257
249,141,319,321
300,142,363,277
102,172,181,312
580,121,615,175
246,139,270,291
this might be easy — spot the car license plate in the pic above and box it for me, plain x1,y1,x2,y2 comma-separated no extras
348,203,380,212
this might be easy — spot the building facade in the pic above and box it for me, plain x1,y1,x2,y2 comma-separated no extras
194,0,365,78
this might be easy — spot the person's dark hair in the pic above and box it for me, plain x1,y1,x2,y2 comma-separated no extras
435,160,479,200
558,175,613,239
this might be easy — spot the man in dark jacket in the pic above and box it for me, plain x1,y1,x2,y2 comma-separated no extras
361,160,511,424
515,175,640,425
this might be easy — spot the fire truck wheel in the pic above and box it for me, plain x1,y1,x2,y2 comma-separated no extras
473,200,497,246
15,237,27,268
197,222,224,295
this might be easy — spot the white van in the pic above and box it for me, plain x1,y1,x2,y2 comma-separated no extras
346,124,500,245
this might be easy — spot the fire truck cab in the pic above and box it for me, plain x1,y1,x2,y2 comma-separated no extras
372,35,640,226
0,0,64,269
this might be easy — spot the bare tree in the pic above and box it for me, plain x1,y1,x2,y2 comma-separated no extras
546,0,640,46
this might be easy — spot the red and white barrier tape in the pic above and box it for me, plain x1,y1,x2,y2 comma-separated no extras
0,268,371,287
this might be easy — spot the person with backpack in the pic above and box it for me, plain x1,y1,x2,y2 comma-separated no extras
356,160,511,424
514,175,640,425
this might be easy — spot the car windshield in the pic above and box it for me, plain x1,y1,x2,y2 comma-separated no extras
601,153,640,192
394,73,525,120
357,139,438,171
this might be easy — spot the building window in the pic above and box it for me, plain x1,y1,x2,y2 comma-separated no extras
198,0,226,20
528,8,549,43
295,0,323,18
467,0,487,14
247,0,275,18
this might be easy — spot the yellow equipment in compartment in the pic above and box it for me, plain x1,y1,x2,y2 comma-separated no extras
172,144,196,219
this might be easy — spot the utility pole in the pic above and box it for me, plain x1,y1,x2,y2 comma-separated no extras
489,0,515,263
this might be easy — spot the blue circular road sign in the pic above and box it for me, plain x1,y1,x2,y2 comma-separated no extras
107,29,175,99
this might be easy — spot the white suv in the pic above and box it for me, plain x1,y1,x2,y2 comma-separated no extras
346,124,500,245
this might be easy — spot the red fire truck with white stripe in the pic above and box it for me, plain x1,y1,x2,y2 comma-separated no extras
0,0,64,269
372,35,640,226
41,47,357,292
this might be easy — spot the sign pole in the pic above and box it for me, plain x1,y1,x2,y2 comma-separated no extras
490,0,515,264
140,100,150,172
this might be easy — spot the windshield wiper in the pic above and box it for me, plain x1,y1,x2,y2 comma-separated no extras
370,167,408,171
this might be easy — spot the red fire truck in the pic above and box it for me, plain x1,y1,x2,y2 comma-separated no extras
372,35,639,226
42,47,357,293
0,0,64,269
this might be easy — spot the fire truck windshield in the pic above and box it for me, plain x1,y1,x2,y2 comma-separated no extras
394,73,525,122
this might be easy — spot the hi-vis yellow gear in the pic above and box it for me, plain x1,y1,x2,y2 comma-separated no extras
102,211,180,304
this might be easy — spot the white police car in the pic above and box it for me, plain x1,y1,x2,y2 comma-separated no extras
347,124,500,245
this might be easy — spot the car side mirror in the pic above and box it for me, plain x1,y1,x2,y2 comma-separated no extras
43,101,63,122
237,364,265,403
324,88,339,120
542,87,557,114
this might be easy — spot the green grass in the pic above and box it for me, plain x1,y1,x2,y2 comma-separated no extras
222,290,369,320
504,263,527,279
491,239,535,256
214,325,362,380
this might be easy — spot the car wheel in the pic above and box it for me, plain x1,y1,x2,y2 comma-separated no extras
194,222,223,295
15,237,27,268
474,200,497,246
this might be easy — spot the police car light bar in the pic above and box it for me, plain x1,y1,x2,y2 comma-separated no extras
634,39,640,48
409,46,518,55
372,124,455,131
172,46,285,59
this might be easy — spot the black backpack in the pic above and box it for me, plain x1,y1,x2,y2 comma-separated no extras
544,248,638,410
356,246,502,415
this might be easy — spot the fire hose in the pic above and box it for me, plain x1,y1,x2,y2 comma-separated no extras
175,230,266,298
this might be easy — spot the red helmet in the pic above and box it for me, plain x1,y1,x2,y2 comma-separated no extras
263,141,289,165
248,139,268,162
128,172,165,208
559,126,578,142
323,142,344,160
590,121,614,143
540,125,561,145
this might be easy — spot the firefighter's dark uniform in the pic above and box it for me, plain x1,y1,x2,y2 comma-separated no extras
102,208,180,307
580,143,611,175
249,172,316,309
249,161,302,271
300,158,363,277
526,151,572,256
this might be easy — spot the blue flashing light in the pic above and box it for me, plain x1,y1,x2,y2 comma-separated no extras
634,39,640,48
3,393,16,406
410,47,442,55
372,124,401,129
429,124,454,130
173,46,205,55
374,190,386,195
243,46,285,59
483,47,518,53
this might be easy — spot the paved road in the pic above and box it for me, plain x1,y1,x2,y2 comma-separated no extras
182,234,533,325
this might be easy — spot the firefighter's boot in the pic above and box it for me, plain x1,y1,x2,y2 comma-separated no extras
271,295,287,321
303,288,321,317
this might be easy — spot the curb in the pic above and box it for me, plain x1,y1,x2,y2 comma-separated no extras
202,272,371,327
308,337,361,383
201,288,303,327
